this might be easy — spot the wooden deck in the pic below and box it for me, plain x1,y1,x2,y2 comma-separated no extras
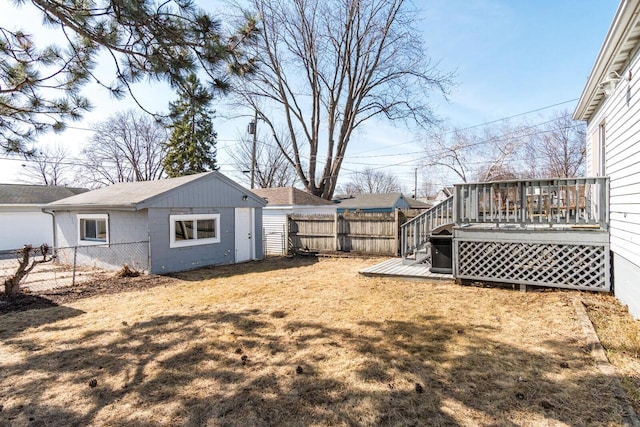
359,258,453,281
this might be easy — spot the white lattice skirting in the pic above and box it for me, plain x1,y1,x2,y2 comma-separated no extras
455,240,610,291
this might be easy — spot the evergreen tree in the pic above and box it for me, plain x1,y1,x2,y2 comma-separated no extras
1,1,256,154
164,74,217,177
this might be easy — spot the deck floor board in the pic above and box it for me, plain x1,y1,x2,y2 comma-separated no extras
359,258,453,281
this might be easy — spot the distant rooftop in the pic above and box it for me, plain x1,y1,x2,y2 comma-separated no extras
333,192,404,209
0,184,88,205
332,192,431,211
406,198,431,209
251,187,333,206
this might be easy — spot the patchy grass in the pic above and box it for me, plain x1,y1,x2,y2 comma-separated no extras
582,292,640,417
0,256,633,426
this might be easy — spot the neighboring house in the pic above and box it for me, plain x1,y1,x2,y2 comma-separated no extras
574,0,640,318
333,192,429,213
251,187,335,255
414,197,435,209
433,187,454,205
45,172,266,274
406,197,431,210
0,184,87,251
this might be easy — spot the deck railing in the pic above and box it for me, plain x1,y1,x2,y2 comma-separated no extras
401,195,453,258
454,177,609,228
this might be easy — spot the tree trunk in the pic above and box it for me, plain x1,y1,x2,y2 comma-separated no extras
4,277,21,296
2,245,53,296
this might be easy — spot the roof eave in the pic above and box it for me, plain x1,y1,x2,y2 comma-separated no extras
43,203,139,211
574,0,640,122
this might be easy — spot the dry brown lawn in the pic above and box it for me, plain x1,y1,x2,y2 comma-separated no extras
0,256,637,426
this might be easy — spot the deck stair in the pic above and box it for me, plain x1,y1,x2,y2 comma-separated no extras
401,195,453,266
404,248,430,266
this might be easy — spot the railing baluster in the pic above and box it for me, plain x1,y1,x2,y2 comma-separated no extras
401,177,608,259
450,177,607,228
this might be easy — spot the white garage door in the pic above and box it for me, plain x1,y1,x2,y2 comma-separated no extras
0,211,53,251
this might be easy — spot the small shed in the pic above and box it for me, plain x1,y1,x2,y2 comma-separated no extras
333,192,429,213
45,172,266,274
251,187,335,255
0,184,87,251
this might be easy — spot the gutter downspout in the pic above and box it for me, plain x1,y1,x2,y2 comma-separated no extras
42,208,57,252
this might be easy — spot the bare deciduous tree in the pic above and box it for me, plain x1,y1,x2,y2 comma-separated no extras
525,110,586,178
233,0,452,199
474,124,525,182
338,168,401,194
19,142,72,186
427,128,476,183
78,111,167,188
228,133,297,188
426,122,528,184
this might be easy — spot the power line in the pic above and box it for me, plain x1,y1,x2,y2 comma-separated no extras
340,122,583,171
347,98,579,157
450,98,578,133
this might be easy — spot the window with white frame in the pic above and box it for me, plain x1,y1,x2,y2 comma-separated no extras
78,214,109,245
170,214,220,248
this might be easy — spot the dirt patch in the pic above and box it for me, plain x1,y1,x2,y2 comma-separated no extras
0,274,179,314
0,256,635,426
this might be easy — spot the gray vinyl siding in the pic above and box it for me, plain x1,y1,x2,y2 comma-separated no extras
53,210,149,270
54,210,148,247
147,207,236,274
140,174,264,209
49,173,265,274
586,45,640,318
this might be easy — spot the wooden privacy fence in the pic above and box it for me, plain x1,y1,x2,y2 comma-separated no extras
288,210,412,255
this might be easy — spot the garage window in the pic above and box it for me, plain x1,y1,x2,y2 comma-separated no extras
170,214,220,248
78,214,109,245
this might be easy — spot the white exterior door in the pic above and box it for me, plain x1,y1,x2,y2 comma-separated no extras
235,208,253,262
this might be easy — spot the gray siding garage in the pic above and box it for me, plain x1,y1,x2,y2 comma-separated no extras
46,172,266,274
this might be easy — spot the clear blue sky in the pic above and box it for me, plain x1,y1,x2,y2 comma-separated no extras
0,0,620,192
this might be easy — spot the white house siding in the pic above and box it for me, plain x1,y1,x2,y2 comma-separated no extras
586,47,640,318
0,207,54,251
262,206,336,255
263,210,287,255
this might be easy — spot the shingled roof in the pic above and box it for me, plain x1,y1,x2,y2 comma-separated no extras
46,173,208,209
251,187,333,206
46,171,265,209
333,192,405,210
0,184,88,205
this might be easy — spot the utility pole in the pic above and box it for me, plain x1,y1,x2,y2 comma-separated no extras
248,109,258,189
414,167,418,199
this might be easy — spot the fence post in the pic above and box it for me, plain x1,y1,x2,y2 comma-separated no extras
72,246,77,287
394,209,400,256
286,214,292,254
334,211,339,251
147,239,152,272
